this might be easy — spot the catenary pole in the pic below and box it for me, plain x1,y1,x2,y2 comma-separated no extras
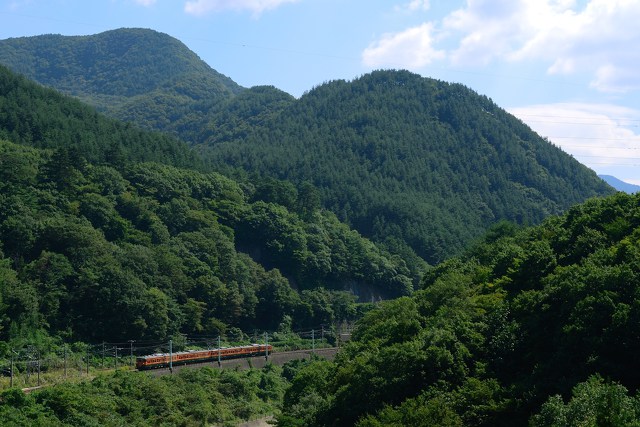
10,351,14,388
169,339,173,373
129,340,135,368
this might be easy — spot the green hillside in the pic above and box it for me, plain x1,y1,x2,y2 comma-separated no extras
0,64,415,345
0,64,200,168
201,70,615,264
6,187,623,426
0,31,615,267
0,29,634,427
280,191,640,425
0,28,243,141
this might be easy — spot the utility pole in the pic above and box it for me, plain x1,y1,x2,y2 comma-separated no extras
25,346,34,384
37,351,41,386
86,347,89,375
102,342,105,369
169,339,173,373
217,335,221,367
114,346,118,370
264,332,269,360
312,329,315,354
10,350,14,388
128,340,135,368
64,345,67,378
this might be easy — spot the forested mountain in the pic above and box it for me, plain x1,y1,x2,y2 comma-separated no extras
0,31,615,266
0,64,200,168
0,28,243,141
201,70,615,264
0,64,415,346
279,191,640,426
1,28,634,426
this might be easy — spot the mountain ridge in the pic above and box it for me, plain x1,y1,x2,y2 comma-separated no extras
0,30,616,265
0,28,244,140
201,69,616,263
0,63,416,345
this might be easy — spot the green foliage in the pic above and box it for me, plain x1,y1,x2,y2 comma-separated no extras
531,376,640,427
0,30,629,426
356,378,507,427
0,28,244,141
0,57,418,345
280,359,336,426
0,130,407,341
1,33,612,269
201,70,614,265
280,192,640,425
0,366,286,426
0,64,201,169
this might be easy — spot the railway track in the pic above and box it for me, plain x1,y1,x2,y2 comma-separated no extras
145,347,339,376
17,348,339,391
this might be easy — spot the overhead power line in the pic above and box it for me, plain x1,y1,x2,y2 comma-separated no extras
524,120,639,127
515,113,640,123
573,154,640,159
550,137,640,141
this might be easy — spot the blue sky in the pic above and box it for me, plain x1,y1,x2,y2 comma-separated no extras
2,0,640,185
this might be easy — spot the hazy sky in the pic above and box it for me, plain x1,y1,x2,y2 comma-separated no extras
2,0,640,184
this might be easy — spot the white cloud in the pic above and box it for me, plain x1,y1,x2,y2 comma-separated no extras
443,0,530,66
133,0,157,6
395,0,430,12
509,102,640,183
184,0,299,16
505,0,640,92
365,0,640,93
362,23,445,69
590,64,640,93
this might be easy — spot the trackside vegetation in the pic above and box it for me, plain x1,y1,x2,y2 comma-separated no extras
0,365,287,426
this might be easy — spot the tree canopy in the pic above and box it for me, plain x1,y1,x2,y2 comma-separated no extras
279,191,640,425
0,31,615,265
0,28,243,141
200,70,614,264
0,64,417,345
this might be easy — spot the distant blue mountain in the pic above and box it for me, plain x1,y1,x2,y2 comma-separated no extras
599,175,640,194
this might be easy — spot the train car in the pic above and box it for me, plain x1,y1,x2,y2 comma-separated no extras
136,344,273,370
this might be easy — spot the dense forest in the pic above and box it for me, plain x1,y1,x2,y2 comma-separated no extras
0,64,200,169
0,64,418,348
0,28,243,142
0,29,615,266
278,192,640,425
2,28,635,426
0,366,287,426
5,190,640,425
200,70,615,265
